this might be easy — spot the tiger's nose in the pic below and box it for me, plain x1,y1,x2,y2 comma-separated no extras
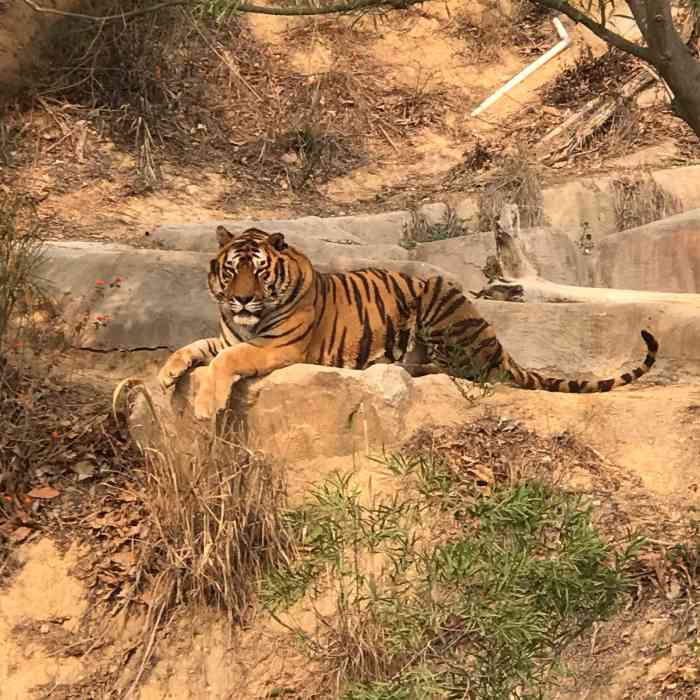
236,295,254,305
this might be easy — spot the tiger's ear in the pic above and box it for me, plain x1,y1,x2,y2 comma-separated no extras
268,232,287,251
216,225,235,248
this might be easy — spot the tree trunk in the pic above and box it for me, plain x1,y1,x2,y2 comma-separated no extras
655,49,700,139
639,0,700,139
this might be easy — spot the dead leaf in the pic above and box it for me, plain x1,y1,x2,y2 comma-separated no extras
666,579,682,600
71,460,96,480
10,526,32,543
15,509,31,524
140,589,156,606
27,485,60,499
111,550,136,569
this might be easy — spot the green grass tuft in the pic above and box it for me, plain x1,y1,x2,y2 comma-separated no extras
263,453,643,699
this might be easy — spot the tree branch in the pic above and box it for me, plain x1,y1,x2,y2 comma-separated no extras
21,0,427,21
532,0,651,61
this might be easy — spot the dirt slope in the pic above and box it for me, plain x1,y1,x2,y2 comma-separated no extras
2,0,698,241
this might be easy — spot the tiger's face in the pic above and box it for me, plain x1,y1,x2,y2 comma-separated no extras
208,225,300,328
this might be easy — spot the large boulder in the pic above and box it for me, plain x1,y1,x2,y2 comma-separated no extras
453,165,700,238
40,241,215,351
150,212,411,255
127,364,475,464
413,227,591,290
149,206,700,297
591,209,700,293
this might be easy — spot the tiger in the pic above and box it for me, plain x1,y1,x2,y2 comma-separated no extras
157,225,659,420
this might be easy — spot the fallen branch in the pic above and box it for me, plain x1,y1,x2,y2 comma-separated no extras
470,283,525,302
537,71,656,163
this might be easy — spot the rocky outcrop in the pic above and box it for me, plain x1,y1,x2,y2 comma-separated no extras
40,210,700,380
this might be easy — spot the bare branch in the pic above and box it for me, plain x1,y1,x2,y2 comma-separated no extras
21,0,428,21
532,0,652,61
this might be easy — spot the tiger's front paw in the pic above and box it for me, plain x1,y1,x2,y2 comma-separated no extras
191,369,239,421
193,389,216,421
157,354,191,393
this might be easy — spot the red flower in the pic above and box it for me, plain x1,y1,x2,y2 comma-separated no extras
95,279,106,286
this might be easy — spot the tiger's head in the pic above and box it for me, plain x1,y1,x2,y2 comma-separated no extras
208,225,311,328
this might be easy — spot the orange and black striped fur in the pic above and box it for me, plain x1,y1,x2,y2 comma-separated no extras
158,226,659,419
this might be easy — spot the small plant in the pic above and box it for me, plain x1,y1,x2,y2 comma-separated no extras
261,472,419,612
450,12,502,64
36,0,245,190
136,424,292,620
401,205,469,248
0,193,46,354
108,410,296,692
234,124,361,194
414,321,510,389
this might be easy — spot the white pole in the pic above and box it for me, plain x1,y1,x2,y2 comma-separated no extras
470,17,572,117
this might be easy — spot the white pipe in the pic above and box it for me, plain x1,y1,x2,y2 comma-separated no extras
470,17,572,117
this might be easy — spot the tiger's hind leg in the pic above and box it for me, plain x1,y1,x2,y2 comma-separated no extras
415,276,506,382
415,276,659,393
158,337,225,392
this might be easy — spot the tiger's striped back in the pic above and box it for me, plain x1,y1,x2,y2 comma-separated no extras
307,269,427,369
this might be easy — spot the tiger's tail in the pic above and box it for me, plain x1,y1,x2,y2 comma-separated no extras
503,330,659,393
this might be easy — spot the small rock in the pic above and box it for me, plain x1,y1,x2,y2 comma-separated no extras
670,642,687,658
281,152,299,165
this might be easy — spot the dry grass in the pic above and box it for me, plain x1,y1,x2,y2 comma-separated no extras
0,192,49,578
448,0,554,65
22,3,451,205
542,47,638,110
218,61,450,201
449,14,500,64
229,123,364,194
400,204,468,247
105,397,295,691
0,192,46,350
477,151,545,231
137,424,291,619
33,1,244,191
611,173,683,232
